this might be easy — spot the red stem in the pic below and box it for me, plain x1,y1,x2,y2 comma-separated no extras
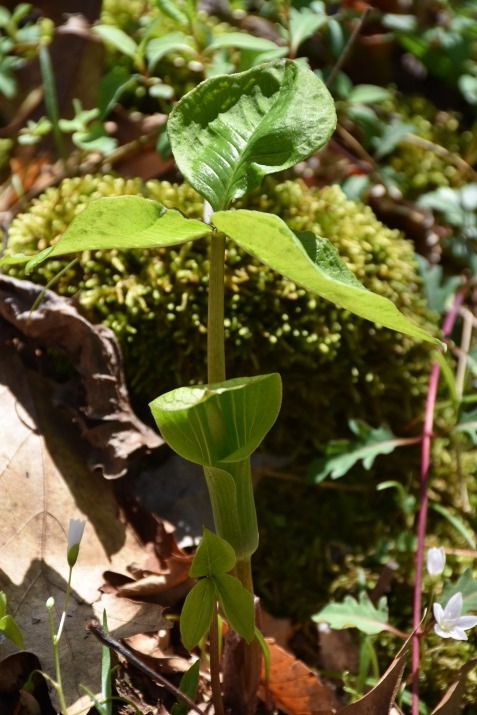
411,293,463,715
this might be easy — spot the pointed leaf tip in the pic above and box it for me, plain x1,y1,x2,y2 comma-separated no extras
168,59,336,210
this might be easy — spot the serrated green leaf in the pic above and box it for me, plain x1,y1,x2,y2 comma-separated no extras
307,420,400,482
180,578,216,650
167,59,336,211
149,374,282,466
189,529,236,578
0,614,24,649
214,573,255,643
23,197,208,272
211,211,441,346
441,568,477,615
312,592,389,635
146,32,195,70
93,25,138,59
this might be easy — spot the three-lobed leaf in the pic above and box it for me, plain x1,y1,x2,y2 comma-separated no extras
167,59,336,211
211,210,441,346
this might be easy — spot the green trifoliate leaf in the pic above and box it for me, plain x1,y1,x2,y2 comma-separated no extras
167,59,336,210
189,529,236,579
214,573,255,643
149,374,282,466
312,593,389,636
24,196,209,272
180,578,216,650
307,420,400,483
442,569,477,615
0,614,24,649
211,210,442,346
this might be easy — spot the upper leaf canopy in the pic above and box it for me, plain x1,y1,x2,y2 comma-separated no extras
211,210,442,347
167,59,336,211
23,196,209,272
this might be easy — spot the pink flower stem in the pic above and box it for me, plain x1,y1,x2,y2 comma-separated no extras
411,292,464,715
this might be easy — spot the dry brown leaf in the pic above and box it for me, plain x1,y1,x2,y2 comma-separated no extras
338,651,407,714
0,275,163,478
430,658,477,715
260,638,335,715
0,346,166,714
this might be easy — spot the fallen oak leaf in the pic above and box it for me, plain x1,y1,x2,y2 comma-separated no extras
337,650,407,714
0,346,165,713
259,638,335,715
0,275,163,479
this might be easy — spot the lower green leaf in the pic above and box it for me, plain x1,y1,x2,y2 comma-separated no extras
0,614,24,649
214,573,255,643
171,661,200,715
180,578,216,651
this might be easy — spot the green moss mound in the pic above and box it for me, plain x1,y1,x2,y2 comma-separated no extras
6,173,435,455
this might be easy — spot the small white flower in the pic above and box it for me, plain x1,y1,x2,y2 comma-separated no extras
426,547,446,577
67,519,86,567
433,592,477,641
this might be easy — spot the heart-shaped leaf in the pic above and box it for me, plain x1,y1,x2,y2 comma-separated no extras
24,196,209,272
167,59,336,210
149,374,282,466
212,210,442,346
189,529,236,579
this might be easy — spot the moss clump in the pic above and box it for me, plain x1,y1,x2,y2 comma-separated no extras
380,94,475,197
6,173,435,454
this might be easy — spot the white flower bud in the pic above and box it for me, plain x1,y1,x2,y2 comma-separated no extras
426,547,446,577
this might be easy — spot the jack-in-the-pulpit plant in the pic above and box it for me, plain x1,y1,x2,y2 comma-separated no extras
2,59,441,713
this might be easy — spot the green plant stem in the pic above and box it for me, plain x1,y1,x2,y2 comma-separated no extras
56,566,72,642
234,557,254,594
47,603,68,715
207,230,226,384
209,603,225,715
